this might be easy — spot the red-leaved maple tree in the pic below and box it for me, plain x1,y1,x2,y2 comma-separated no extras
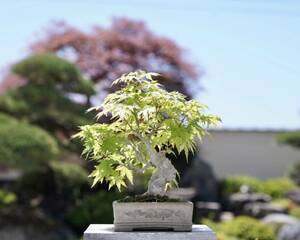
1,18,201,97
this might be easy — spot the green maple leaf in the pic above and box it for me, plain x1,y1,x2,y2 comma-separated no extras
75,70,221,190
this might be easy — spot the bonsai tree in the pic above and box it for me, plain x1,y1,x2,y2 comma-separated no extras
76,71,220,197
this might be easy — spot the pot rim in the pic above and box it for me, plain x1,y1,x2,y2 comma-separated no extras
113,200,193,205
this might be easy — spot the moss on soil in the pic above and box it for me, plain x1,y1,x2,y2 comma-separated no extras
118,195,182,203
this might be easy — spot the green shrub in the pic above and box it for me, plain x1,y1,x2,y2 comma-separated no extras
278,131,300,148
202,218,222,233
221,175,261,194
288,161,300,185
50,161,90,196
261,178,296,198
0,114,59,170
222,216,276,240
290,207,300,219
203,217,275,240
0,113,17,124
0,189,17,208
222,175,296,198
0,85,92,136
13,54,94,95
0,54,94,141
16,161,90,222
18,161,89,201
271,198,295,210
66,191,124,232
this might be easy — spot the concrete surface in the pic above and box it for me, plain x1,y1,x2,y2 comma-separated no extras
84,224,216,240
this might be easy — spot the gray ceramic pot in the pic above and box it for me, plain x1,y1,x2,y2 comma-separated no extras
113,201,193,232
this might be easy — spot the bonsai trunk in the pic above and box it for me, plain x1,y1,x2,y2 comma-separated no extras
145,150,177,196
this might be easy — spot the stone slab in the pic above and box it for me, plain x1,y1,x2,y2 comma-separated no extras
84,224,216,240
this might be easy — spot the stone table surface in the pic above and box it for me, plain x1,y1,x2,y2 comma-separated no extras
84,224,216,240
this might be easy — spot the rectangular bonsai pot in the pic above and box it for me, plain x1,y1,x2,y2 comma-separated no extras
113,201,193,232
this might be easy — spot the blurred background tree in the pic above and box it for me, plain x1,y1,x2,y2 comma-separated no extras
10,18,199,98
0,54,94,140
0,113,59,170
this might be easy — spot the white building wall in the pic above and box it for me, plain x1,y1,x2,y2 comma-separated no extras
200,130,300,179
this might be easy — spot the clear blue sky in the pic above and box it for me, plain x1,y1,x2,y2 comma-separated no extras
1,0,300,129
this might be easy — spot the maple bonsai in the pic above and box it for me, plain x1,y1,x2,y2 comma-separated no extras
76,70,220,197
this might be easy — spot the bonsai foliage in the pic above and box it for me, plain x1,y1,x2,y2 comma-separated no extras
76,71,220,196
